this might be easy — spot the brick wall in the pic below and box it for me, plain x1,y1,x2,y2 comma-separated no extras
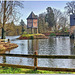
27,19,33,28
70,26,75,34
33,19,38,28
27,19,38,28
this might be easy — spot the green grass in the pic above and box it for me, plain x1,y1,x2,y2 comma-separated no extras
0,66,75,74
22,33,43,37
50,33,56,36
20,33,45,39
0,67,21,74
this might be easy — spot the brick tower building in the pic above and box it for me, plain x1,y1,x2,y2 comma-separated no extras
70,14,75,35
27,12,38,34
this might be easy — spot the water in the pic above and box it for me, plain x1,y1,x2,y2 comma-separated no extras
0,36,75,68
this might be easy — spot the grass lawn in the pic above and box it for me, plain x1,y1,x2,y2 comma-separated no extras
0,66,75,74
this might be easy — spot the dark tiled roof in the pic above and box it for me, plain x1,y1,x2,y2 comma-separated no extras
27,12,38,19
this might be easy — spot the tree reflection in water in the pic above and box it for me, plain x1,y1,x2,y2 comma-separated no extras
27,39,39,66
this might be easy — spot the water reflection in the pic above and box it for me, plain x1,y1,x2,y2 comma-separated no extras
28,39,39,54
20,40,26,54
2,56,6,63
27,39,39,66
1,36,75,68
55,37,71,55
70,39,75,55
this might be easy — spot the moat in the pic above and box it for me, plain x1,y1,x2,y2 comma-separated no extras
0,36,75,68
